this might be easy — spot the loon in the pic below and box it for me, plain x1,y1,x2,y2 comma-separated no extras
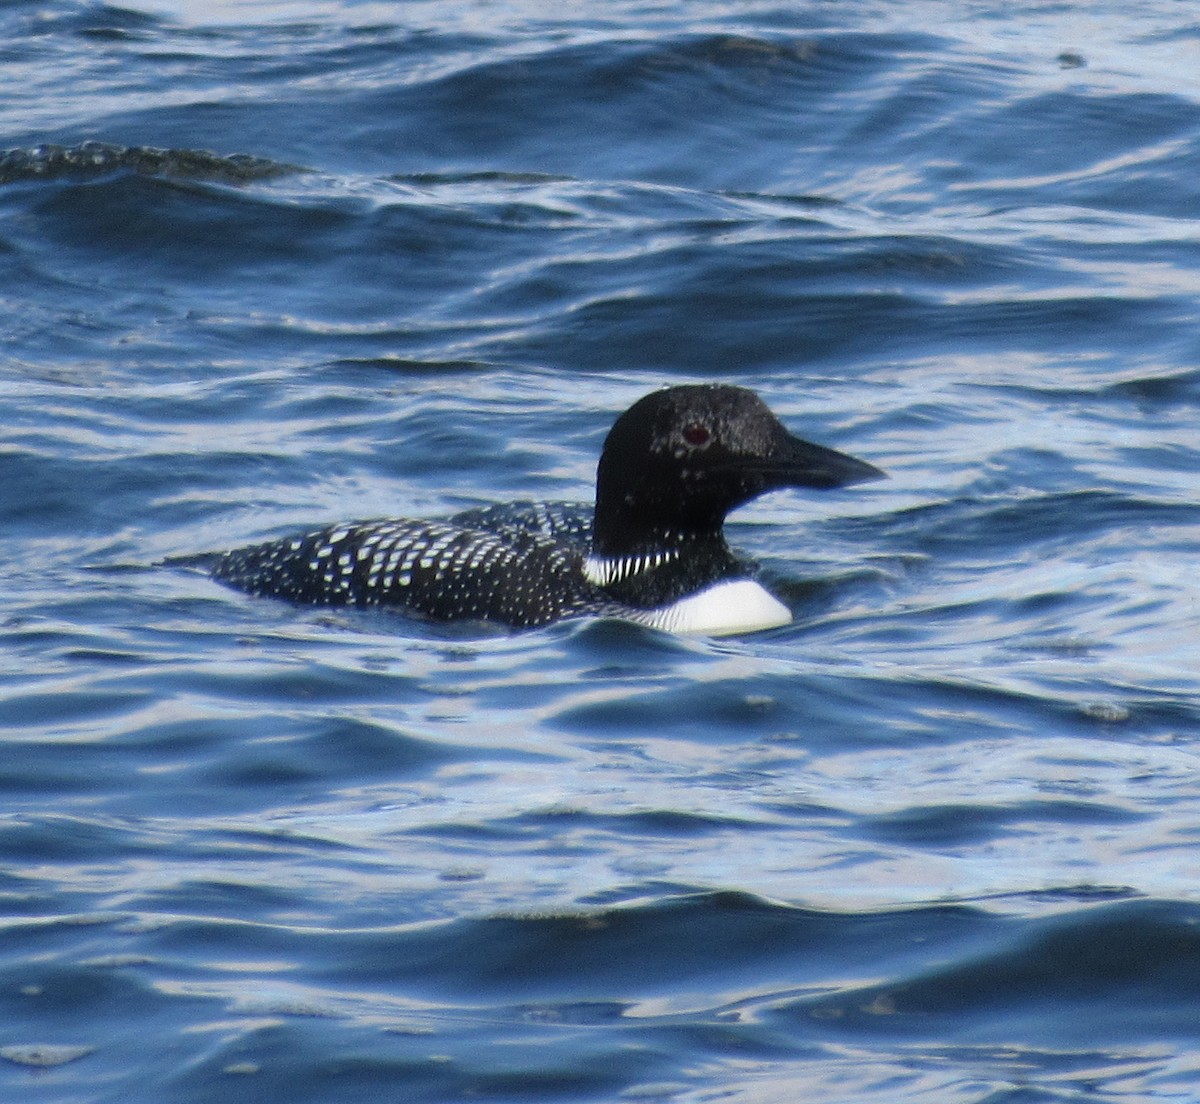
206,385,884,636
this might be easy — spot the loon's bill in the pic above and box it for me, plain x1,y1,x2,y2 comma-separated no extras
203,384,884,636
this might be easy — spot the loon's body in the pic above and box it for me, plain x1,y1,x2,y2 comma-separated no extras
207,385,884,636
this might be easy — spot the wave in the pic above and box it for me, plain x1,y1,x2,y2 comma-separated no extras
0,141,301,187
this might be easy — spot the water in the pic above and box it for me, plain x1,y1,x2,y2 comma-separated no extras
3,1,1200,1100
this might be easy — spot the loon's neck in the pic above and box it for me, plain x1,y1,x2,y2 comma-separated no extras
584,526,742,609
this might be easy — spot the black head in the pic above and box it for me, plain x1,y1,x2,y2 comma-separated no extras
592,384,884,556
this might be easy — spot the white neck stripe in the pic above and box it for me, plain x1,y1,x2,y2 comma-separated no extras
583,549,679,587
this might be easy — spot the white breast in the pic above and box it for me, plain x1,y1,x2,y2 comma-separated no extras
628,578,791,637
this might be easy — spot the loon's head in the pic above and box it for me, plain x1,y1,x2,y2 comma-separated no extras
591,384,884,559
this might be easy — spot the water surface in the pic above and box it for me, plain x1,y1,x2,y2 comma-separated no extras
2,2,1200,1101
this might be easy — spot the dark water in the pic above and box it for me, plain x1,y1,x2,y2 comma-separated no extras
3,1,1200,1100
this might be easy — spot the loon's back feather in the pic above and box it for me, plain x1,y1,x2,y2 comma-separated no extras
448,501,593,548
212,516,601,628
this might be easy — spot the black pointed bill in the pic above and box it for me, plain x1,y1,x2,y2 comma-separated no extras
770,435,887,489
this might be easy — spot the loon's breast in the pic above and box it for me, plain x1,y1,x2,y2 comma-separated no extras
627,578,791,637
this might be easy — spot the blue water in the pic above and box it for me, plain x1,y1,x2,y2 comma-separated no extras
3,1,1200,1100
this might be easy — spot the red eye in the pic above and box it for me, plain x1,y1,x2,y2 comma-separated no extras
682,423,710,447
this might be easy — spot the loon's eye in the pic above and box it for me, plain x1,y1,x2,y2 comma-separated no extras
682,423,711,447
